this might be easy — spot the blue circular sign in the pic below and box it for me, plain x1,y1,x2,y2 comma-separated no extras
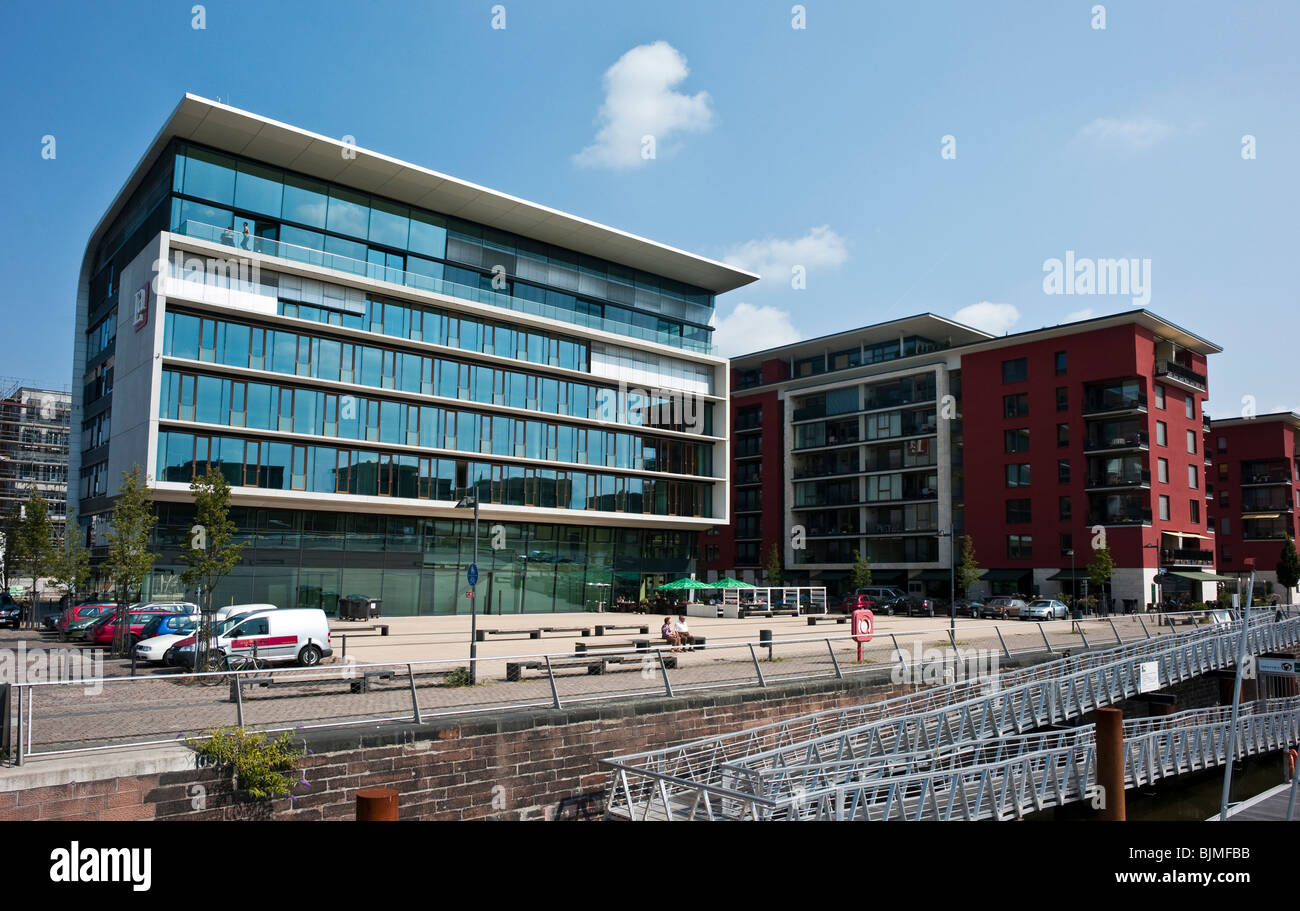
467,564,479,586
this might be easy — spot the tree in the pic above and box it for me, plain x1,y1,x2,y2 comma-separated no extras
180,468,248,671
15,489,55,627
1087,545,1116,614
849,549,873,591
956,534,981,595
1276,539,1300,604
48,514,91,605
0,502,22,592
764,542,783,586
103,466,158,655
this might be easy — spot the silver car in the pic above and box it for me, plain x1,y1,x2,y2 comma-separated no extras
1022,599,1069,621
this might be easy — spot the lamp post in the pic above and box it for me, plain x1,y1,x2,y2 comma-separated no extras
938,527,956,633
456,493,480,685
1065,548,1076,617
1144,542,1159,612
1220,557,1257,821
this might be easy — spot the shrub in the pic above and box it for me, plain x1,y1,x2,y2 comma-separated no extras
189,728,304,800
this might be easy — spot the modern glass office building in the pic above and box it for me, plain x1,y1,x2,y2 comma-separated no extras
72,95,755,615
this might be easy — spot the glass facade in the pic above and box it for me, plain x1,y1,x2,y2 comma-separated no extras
141,503,695,615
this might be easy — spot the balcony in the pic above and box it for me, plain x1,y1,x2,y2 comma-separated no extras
1241,469,1293,486
175,220,715,354
1161,547,1215,566
791,404,827,422
1085,469,1150,490
864,523,938,536
1084,430,1150,453
1241,501,1294,516
1155,360,1207,393
1082,392,1147,417
1087,508,1152,527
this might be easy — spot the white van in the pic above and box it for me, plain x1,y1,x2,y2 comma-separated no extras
214,608,332,666
214,602,278,622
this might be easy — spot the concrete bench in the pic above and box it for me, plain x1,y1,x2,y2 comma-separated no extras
807,615,848,626
506,659,607,681
574,639,652,655
539,627,592,636
593,624,650,636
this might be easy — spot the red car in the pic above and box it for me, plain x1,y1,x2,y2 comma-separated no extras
56,602,117,639
839,593,877,614
88,609,178,648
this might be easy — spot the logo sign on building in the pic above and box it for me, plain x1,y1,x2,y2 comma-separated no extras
133,284,150,330
1139,660,1161,693
906,438,930,457
1257,658,1298,675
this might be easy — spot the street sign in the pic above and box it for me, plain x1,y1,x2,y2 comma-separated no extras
467,564,479,586
1258,658,1298,675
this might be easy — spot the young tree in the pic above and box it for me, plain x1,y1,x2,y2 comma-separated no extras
1088,545,1116,614
0,502,22,592
15,489,55,628
956,534,982,596
1277,539,1300,604
763,542,784,587
103,466,158,655
48,516,91,605
849,549,873,591
180,468,248,671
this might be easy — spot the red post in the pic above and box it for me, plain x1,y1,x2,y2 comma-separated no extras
1095,707,1126,821
356,787,399,821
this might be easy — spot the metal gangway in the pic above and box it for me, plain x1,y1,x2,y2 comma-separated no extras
603,614,1300,820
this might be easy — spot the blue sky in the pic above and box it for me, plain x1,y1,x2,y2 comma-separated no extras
2,0,1297,416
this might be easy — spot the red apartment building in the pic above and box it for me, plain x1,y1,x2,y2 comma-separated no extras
703,310,1225,612
1207,413,1300,603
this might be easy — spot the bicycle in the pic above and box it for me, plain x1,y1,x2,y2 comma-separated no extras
195,651,270,685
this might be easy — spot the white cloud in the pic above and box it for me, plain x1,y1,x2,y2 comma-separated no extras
954,301,1020,335
712,302,801,357
722,226,849,286
573,41,713,169
1077,116,1175,152
1064,307,1095,323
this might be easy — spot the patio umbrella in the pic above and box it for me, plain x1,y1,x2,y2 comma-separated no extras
656,578,710,591
709,578,756,589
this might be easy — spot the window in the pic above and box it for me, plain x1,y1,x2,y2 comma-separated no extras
1159,495,1170,521
1154,385,1165,409
1158,458,1168,483
1221,518,1230,535
1185,396,1195,420
1006,498,1032,523
1054,351,1067,375
1156,422,1167,446
1059,496,1072,520
1007,535,1033,559
1056,387,1068,411
1217,436,1227,452
1057,423,1069,447
1189,499,1200,523
1058,459,1070,483
1218,463,1228,480
1004,429,1030,453
1060,533,1073,554
1004,393,1029,418
1188,464,1198,489
1002,358,1027,384
1186,430,1196,453
1006,463,1030,487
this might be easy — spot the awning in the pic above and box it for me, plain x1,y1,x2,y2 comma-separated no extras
1164,531,1212,540
980,569,1031,582
1046,568,1090,581
914,569,953,582
1168,570,1236,583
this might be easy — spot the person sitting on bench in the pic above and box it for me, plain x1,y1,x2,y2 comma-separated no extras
660,617,682,651
672,615,695,648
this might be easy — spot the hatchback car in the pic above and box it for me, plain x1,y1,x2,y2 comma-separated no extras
0,594,21,629
980,597,1028,620
1022,599,1069,621
134,614,201,664
88,609,179,648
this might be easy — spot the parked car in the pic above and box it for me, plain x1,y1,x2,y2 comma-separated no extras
1022,599,1069,621
174,608,332,668
954,598,985,619
980,597,1028,620
88,609,180,649
214,602,278,622
55,602,116,639
855,587,909,616
838,592,877,614
134,614,201,665
0,593,21,629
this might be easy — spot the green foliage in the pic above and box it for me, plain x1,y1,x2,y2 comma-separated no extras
1087,545,1115,589
179,468,248,612
48,514,91,601
849,549,873,590
103,465,157,603
189,728,304,800
15,489,55,606
1276,539,1300,591
956,534,981,595
444,666,473,687
764,542,783,586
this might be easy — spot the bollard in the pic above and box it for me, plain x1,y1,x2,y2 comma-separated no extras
379,625,389,637
760,628,773,661
356,787,399,820
1095,707,1126,821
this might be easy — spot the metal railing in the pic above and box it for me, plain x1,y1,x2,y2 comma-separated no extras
602,612,1300,819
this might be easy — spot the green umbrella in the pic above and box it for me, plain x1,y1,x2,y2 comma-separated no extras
656,578,710,591
709,578,756,589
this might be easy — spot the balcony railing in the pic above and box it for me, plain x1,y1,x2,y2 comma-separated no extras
1242,470,1293,485
1083,431,1150,453
176,220,715,354
1241,501,1294,514
864,523,939,535
1085,469,1151,489
1161,547,1215,565
1086,508,1152,526
1082,392,1147,416
1155,360,1207,391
